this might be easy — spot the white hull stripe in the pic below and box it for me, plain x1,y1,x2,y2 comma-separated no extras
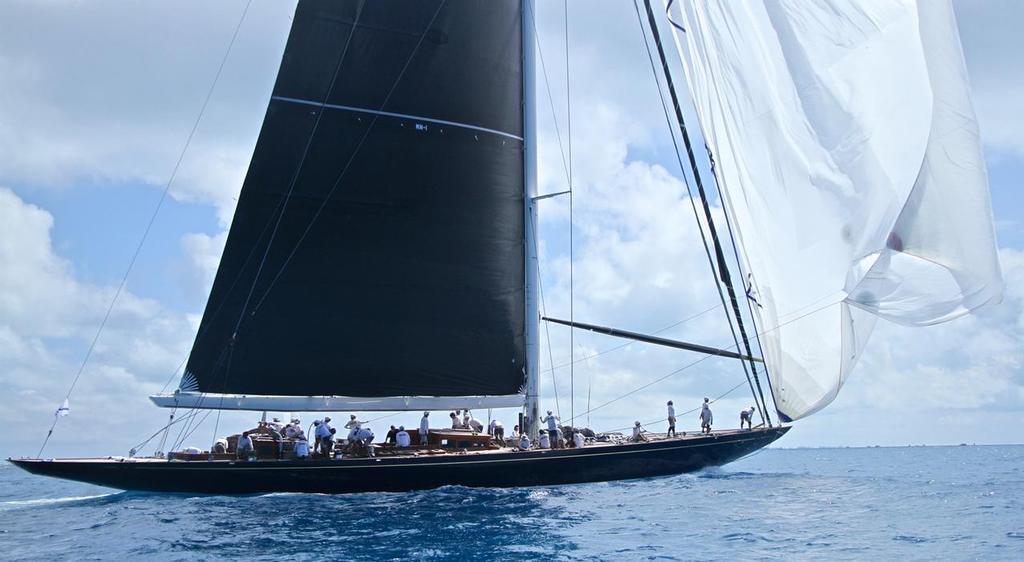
271,95,524,141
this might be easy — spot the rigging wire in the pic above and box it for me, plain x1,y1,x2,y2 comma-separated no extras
229,0,367,339
565,0,576,429
640,0,772,426
526,1,572,188
540,302,719,374
530,211,562,419
597,378,746,433
194,3,448,433
630,0,766,426
249,1,448,315
35,0,254,458
669,0,781,414
566,289,840,426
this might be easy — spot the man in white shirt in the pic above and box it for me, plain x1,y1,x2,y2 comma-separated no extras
699,398,714,434
311,419,322,453
353,426,375,457
284,419,302,439
667,400,677,437
450,412,464,429
237,431,255,460
345,415,364,443
518,433,531,450
396,426,411,448
543,411,559,433
537,430,551,449
573,430,585,449
488,419,505,446
740,405,756,429
419,412,430,446
314,419,331,456
631,421,648,442
467,415,484,433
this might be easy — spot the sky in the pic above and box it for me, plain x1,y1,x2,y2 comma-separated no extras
1,0,1022,459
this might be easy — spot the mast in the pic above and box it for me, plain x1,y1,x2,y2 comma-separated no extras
523,0,541,438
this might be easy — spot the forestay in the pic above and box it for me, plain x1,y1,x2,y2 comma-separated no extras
666,0,1002,421
167,0,527,405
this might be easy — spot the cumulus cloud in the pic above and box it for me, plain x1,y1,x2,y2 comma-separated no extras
955,0,1024,156
0,187,230,456
0,0,294,223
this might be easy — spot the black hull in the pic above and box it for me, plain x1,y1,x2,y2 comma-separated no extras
9,427,788,494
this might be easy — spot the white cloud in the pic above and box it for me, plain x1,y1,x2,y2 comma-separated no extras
0,1,295,222
954,0,1024,156
0,187,212,456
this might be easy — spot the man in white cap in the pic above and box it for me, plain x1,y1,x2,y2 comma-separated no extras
699,398,714,434
419,411,430,446
740,405,757,430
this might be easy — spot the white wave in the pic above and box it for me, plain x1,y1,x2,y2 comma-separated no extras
0,493,114,508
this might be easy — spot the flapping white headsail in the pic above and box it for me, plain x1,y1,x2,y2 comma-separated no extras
665,0,1002,421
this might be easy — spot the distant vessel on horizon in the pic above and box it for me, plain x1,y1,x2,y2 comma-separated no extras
10,0,1001,494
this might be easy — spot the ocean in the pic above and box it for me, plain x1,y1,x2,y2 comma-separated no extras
1,445,1021,561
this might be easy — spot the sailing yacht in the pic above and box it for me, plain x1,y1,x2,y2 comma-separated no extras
10,0,1001,494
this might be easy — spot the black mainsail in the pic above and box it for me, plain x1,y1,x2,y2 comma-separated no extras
177,1,526,401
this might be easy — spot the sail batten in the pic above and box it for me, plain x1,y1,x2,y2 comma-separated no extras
184,1,527,399
666,0,1003,421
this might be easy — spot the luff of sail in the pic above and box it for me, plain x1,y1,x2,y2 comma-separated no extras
665,0,1003,421
164,1,527,405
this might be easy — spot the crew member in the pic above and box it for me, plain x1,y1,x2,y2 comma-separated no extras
573,430,585,449
321,427,337,458
419,412,430,446
740,405,756,430
467,415,484,433
314,419,330,455
543,411,560,434
450,412,463,429
700,398,714,434
518,433,532,450
353,426,375,457
345,415,363,443
489,419,505,446
667,400,677,438
631,421,648,442
237,431,255,460
537,429,551,449
396,426,411,448
385,425,398,445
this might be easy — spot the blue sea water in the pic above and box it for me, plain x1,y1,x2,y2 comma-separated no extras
1,446,1021,561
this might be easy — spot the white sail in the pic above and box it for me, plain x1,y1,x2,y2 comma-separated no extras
665,0,1003,421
